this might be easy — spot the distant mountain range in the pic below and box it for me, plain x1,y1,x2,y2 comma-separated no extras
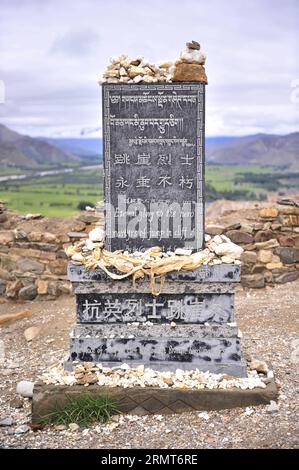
41,137,101,158
0,123,298,169
206,133,299,168
44,133,299,169
0,123,80,168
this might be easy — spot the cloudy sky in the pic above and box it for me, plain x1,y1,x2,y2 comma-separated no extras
0,0,298,138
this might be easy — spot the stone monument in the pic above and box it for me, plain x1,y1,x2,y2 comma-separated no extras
66,46,246,377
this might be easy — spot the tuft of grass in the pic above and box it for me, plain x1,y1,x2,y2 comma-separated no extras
40,393,120,427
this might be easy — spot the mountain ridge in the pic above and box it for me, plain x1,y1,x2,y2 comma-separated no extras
206,132,299,168
0,123,80,168
1,123,298,169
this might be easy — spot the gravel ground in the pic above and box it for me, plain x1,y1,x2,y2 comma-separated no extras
0,281,299,449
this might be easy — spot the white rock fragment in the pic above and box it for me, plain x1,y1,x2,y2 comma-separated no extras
249,359,269,374
180,46,206,64
266,400,279,414
85,239,95,251
213,242,243,259
198,411,210,420
174,248,193,256
213,235,223,245
89,227,104,242
69,423,80,432
267,370,274,379
14,425,30,434
16,381,34,398
71,253,85,263
24,326,41,342
133,75,143,83
221,255,235,264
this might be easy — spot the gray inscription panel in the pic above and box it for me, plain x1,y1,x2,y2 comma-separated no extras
76,293,234,324
102,83,205,252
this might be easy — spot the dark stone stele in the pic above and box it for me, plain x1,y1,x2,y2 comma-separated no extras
76,292,234,324
102,83,205,253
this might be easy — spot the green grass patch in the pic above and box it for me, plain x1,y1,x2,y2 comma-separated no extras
0,164,295,216
40,393,120,427
0,167,103,217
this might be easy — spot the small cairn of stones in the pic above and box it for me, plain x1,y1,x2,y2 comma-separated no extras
99,40,208,85
40,361,270,390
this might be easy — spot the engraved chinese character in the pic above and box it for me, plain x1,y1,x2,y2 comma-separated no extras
114,153,130,165
158,175,172,188
158,154,172,166
135,153,151,165
102,299,122,320
189,297,204,315
167,299,185,320
180,155,194,165
115,177,129,189
82,299,101,320
124,299,143,320
136,176,150,188
145,299,164,319
179,176,194,189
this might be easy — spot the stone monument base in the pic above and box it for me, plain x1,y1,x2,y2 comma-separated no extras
66,263,246,377
32,379,278,424
65,323,246,376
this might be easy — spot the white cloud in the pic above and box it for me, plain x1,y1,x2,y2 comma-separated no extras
0,0,298,137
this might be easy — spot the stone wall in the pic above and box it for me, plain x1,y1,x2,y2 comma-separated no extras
0,201,103,301
0,201,298,300
206,203,299,288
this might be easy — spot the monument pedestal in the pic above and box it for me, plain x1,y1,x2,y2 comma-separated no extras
66,263,246,377
32,378,278,424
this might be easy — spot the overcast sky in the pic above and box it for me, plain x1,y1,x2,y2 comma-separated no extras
0,0,298,138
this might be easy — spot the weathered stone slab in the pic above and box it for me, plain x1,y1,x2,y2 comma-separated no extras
67,324,245,375
72,322,239,337
103,83,205,252
76,292,234,324
32,378,278,423
73,280,236,295
68,262,240,283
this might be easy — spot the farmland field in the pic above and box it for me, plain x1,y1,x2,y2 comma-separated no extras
0,164,297,217
0,167,104,217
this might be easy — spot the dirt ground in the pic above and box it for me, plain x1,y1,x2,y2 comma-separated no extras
0,281,299,449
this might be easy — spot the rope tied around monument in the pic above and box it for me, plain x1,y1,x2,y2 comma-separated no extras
65,239,242,296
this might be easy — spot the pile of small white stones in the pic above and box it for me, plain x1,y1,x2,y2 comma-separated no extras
99,40,207,85
67,226,243,267
99,55,175,84
40,362,269,391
